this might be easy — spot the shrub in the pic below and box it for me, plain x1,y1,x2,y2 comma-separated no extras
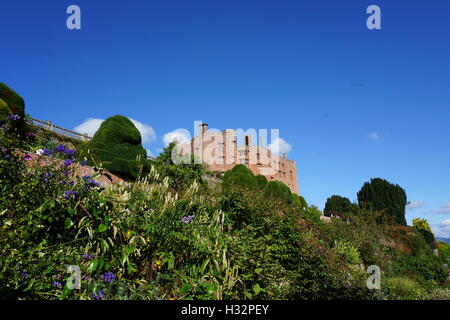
392,253,448,283
78,115,148,179
263,180,292,205
384,276,424,300
222,165,258,192
412,218,435,245
0,82,25,120
324,195,357,217
255,175,267,189
357,178,407,225
332,240,361,265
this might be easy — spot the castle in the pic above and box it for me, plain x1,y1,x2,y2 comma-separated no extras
172,122,299,194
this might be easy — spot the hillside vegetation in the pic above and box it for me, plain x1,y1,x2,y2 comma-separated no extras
0,84,448,300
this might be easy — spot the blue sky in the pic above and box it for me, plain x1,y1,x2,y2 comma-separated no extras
2,0,450,236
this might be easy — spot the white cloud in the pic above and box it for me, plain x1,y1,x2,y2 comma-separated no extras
268,138,292,155
435,219,450,238
129,118,156,144
73,118,104,138
438,202,450,214
73,117,156,143
368,132,380,140
146,149,154,158
406,200,425,211
163,129,191,146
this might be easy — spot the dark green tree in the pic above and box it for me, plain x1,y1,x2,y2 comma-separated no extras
357,178,407,225
79,115,147,179
222,164,258,192
324,195,356,217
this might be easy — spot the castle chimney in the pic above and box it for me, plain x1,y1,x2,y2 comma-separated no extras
283,153,287,160
201,123,208,134
245,135,252,146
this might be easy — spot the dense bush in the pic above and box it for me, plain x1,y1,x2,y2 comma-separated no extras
0,82,25,121
149,143,207,191
357,178,408,225
78,115,148,179
323,195,357,217
1,131,448,300
263,180,292,205
222,164,258,192
255,174,268,189
412,218,435,245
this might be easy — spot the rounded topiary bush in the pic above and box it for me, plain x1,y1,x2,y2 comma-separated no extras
79,115,147,179
0,98,9,123
292,194,307,209
263,180,292,204
255,175,268,189
222,164,258,192
0,83,26,133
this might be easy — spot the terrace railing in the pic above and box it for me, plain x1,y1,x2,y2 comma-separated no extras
27,117,92,141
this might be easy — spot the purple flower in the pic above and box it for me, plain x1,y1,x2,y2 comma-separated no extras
64,149,75,157
181,215,195,224
43,148,52,156
100,272,116,283
81,160,88,166
97,290,105,300
64,190,77,200
4,154,10,160
55,144,66,153
53,281,62,289
60,180,66,185
64,159,74,166
82,253,92,261
26,132,35,138
6,114,21,121
91,292,100,300
23,154,32,161
21,271,28,280
89,179,100,188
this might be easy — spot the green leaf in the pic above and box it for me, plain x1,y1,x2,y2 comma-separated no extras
180,284,194,295
64,218,74,229
97,223,108,233
252,283,261,295
255,268,263,274
87,259,98,273
244,291,253,299
59,285,71,300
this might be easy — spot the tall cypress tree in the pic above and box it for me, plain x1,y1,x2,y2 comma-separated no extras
357,178,407,225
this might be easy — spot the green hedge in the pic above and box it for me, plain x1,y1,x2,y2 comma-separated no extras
263,180,292,204
222,164,258,191
79,115,147,179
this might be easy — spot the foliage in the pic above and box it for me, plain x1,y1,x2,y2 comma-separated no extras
78,115,148,179
255,175,267,189
437,242,450,264
324,195,357,217
149,143,207,191
263,180,292,205
292,194,307,210
0,135,448,301
412,218,435,245
0,82,25,123
222,165,258,192
357,178,407,225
